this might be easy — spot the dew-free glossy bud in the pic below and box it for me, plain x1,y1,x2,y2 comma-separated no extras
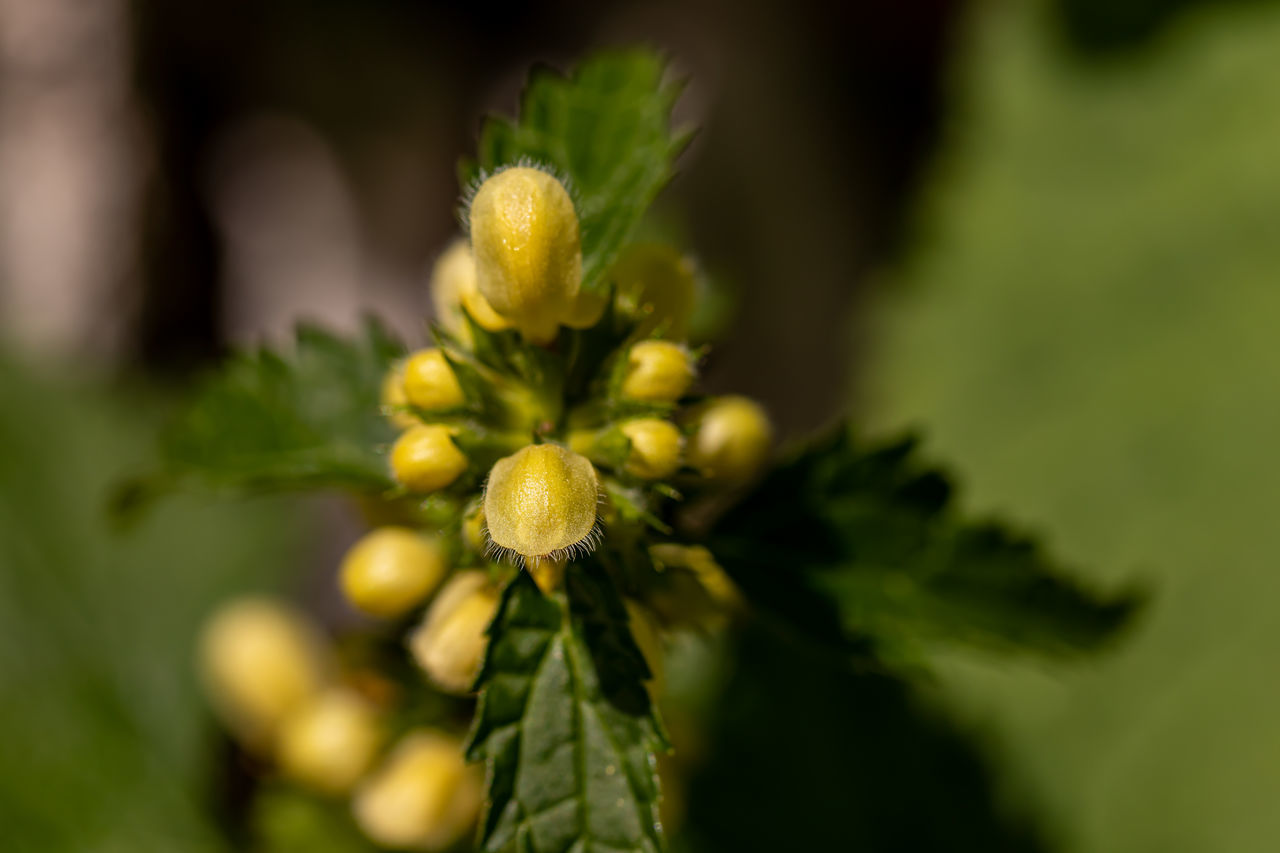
199,598,327,748
402,348,465,411
353,729,483,851
468,166,582,343
620,418,684,480
408,570,498,694
620,341,695,402
687,396,773,482
380,366,418,431
390,425,467,492
277,688,382,795
484,444,599,560
340,527,447,619
625,599,666,699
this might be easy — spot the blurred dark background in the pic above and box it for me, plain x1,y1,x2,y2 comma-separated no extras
4,0,1280,850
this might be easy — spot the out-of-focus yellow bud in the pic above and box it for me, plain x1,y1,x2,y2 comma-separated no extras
468,166,582,343
390,425,467,493
528,555,567,594
620,341,695,403
687,396,772,482
612,243,696,337
430,239,513,337
461,504,487,554
276,688,382,795
353,729,483,851
562,286,609,329
408,571,498,694
402,349,465,411
340,527,447,619
620,419,684,480
199,598,328,749
483,444,599,561
624,600,665,699
380,366,419,431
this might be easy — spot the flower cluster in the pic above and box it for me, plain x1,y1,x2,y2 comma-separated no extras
199,163,772,849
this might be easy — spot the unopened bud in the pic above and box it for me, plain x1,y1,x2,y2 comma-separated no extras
390,425,468,493
277,689,382,795
408,570,498,694
468,166,582,343
687,396,772,482
402,348,465,411
620,340,695,402
340,527,447,619
380,366,419,431
430,240,513,339
199,598,328,749
353,729,482,851
620,418,684,480
484,444,599,561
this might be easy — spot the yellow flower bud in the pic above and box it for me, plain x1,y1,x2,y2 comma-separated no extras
380,366,418,431
340,527,447,619
461,503,487,554
624,600,665,699
620,340,695,402
612,243,696,337
402,348,465,411
408,570,498,694
562,286,609,329
687,396,773,482
353,729,483,851
483,444,600,561
276,688,382,795
528,555,567,594
620,418,684,480
430,239,514,337
390,425,467,492
468,166,582,343
198,598,328,749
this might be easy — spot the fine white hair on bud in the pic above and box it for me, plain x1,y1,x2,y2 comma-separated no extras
482,443,601,565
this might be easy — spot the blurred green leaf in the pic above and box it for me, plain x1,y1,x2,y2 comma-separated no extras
249,786,379,853
117,319,404,513
461,50,691,295
466,567,665,853
711,427,1141,664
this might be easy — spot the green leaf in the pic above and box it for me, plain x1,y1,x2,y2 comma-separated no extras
115,319,404,513
466,567,666,853
710,427,1143,662
462,50,691,295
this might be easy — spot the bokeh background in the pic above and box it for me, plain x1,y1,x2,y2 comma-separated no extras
3,0,1280,849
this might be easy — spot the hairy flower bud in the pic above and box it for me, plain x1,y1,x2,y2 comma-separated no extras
402,348,465,411
468,166,582,343
277,688,382,794
390,425,468,492
199,598,327,749
620,418,684,479
408,570,498,694
340,527,447,618
430,240,513,338
483,444,599,561
380,366,418,431
353,729,483,851
687,396,773,482
620,341,695,402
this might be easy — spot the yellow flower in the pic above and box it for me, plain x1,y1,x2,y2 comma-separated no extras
340,527,448,618
276,688,382,795
429,239,512,338
468,166,582,343
402,348,465,411
390,425,468,492
198,598,328,749
620,340,695,402
353,729,483,851
483,444,599,561
379,366,418,430
408,570,498,694
687,396,773,482
620,418,684,479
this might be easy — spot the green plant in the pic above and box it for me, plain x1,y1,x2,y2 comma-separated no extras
125,49,1141,853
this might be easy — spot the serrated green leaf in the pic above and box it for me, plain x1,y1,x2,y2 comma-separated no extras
116,319,404,512
466,567,666,853
462,50,690,295
710,427,1142,662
